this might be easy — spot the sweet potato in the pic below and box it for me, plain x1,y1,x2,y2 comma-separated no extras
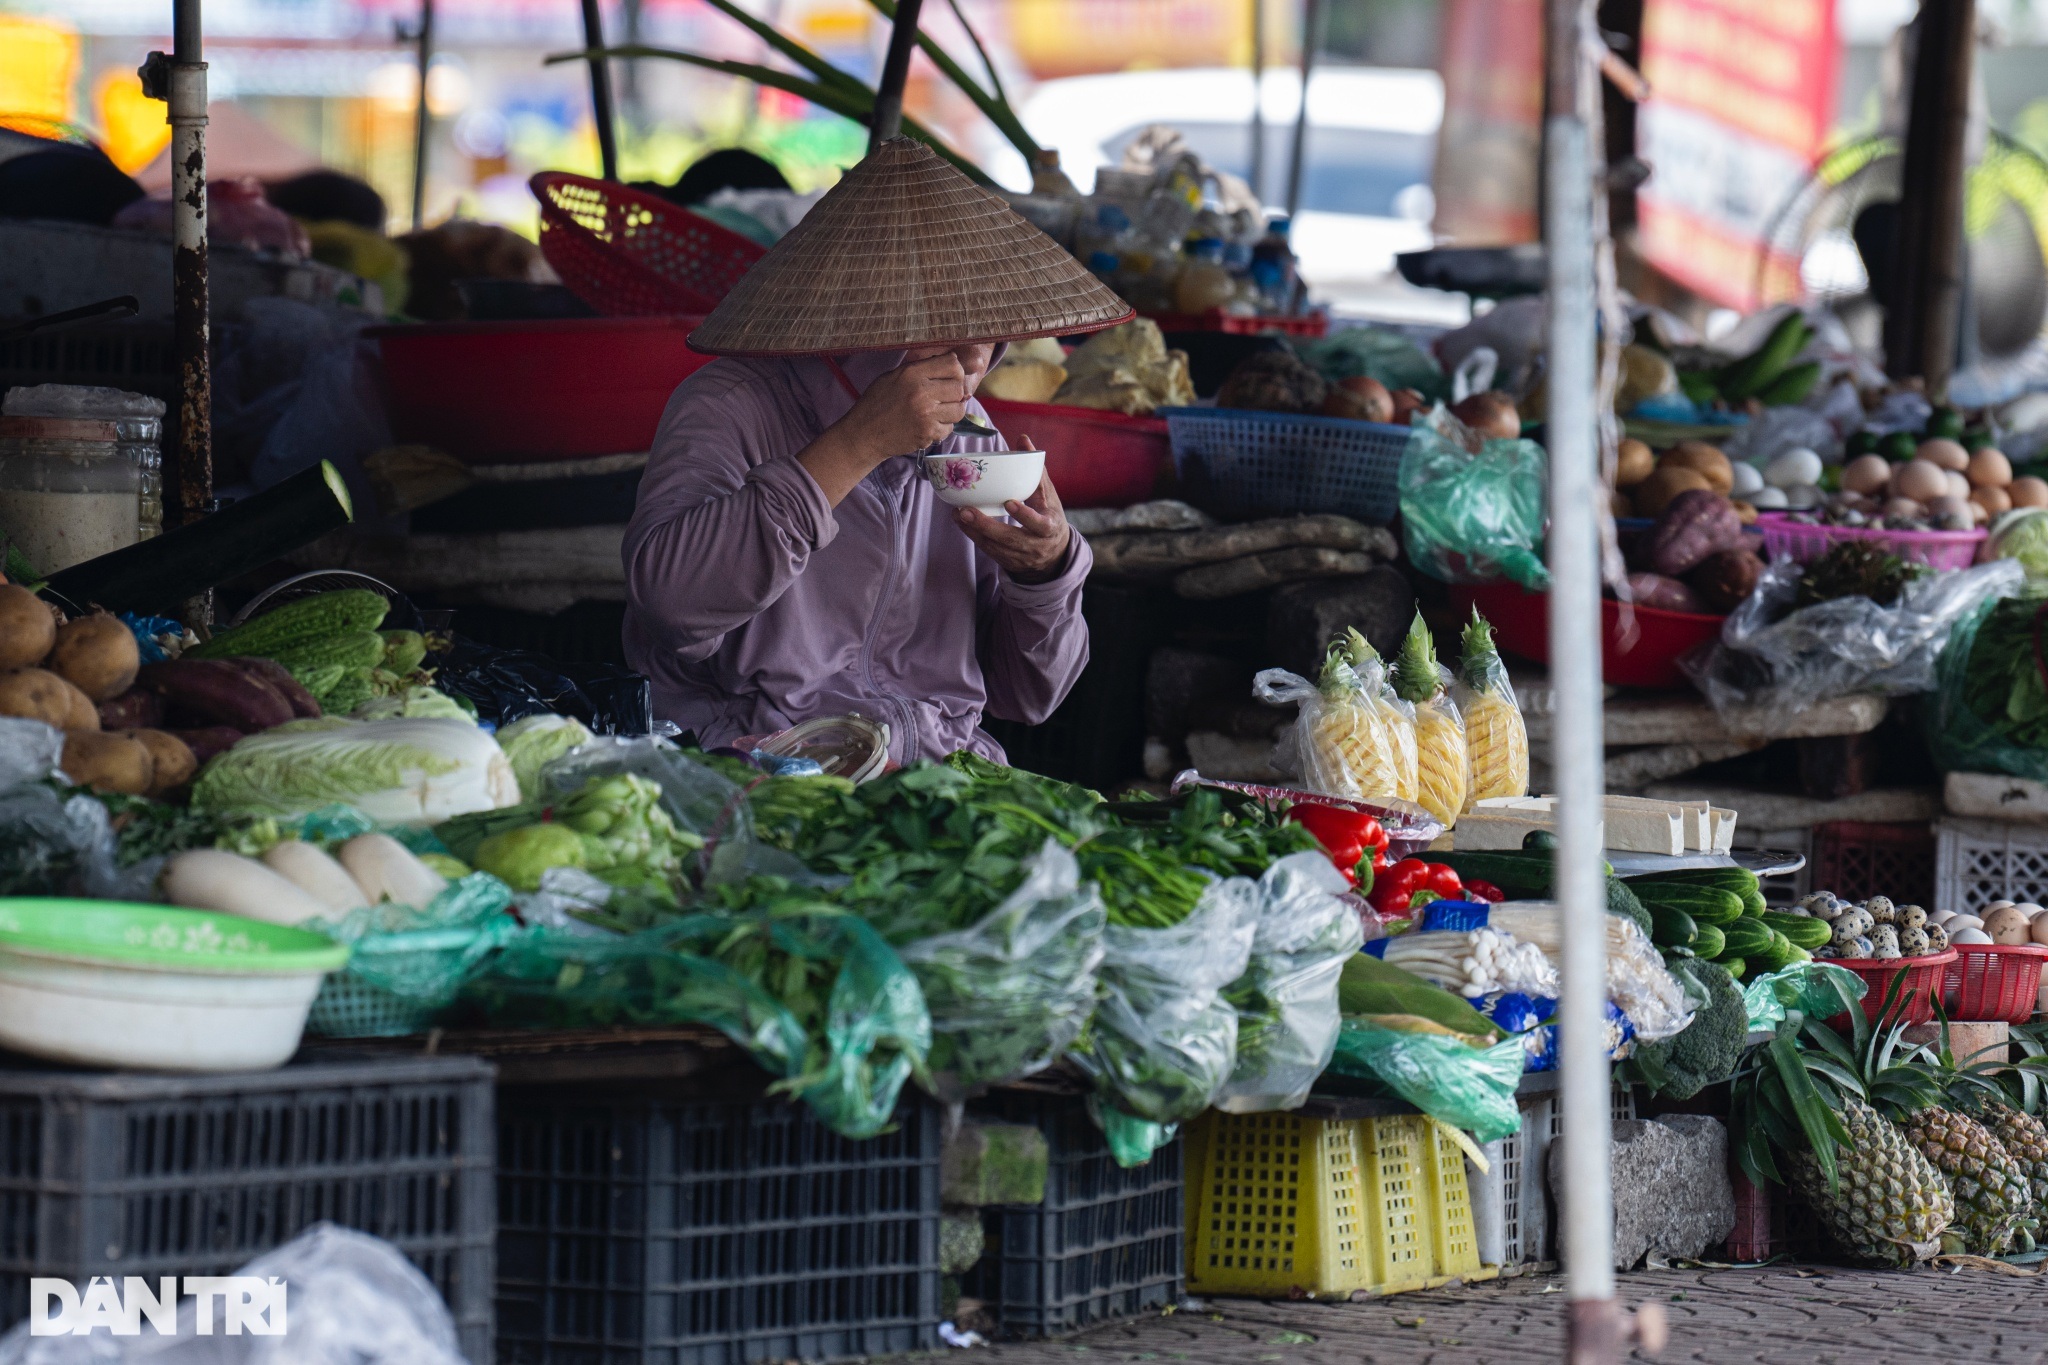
1647,488,1744,576
139,659,294,733
1625,572,1705,614
223,656,321,718
1686,548,1764,613
165,726,246,765
98,688,165,731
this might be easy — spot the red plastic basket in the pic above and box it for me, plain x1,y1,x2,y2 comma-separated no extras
1944,943,2048,1024
977,398,1171,509
1449,582,1725,690
370,315,714,461
531,172,766,317
1144,310,1330,337
1808,821,1936,908
1828,951,1959,1026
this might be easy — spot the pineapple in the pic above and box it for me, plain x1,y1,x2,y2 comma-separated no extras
1982,1104,2048,1218
1785,1096,1953,1267
1298,637,1403,802
1900,1106,2031,1255
1391,613,1468,827
1452,609,1528,807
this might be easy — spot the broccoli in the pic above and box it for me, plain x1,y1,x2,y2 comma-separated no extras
1629,957,1746,1100
1606,876,1654,937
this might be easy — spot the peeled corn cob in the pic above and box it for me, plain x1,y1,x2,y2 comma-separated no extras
1454,609,1529,807
1392,613,1469,827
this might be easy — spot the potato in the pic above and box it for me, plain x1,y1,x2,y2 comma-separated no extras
1615,438,1656,488
56,675,98,732
1631,465,1712,517
58,730,154,795
0,584,56,671
0,668,78,727
1662,441,1734,494
127,729,197,794
48,613,140,702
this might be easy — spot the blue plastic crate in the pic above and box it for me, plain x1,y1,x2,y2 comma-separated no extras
1158,406,1412,524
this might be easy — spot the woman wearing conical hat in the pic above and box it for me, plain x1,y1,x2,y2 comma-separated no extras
623,137,1134,763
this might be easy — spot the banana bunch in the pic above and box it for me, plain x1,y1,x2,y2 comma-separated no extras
1677,312,1819,409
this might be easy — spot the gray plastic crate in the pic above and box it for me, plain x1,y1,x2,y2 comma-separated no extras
0,1054,495,1362
497,1087,942,1364
962,1090,1182,1340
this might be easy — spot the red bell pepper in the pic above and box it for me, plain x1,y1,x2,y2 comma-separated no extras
1464,879,1506,903
1367,857,1431,915
1287,804,1388,888
1425,863,1464,899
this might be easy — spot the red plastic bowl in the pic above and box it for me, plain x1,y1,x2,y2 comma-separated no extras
371,316,713,463
1828,952,1960,1026
1944,943,2048,1024
977,398,1172,509
1449,582,1726,690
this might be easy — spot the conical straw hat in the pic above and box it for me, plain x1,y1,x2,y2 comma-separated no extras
688,137,1134,356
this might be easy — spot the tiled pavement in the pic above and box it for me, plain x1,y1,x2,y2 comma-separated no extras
934,1265,2048,1365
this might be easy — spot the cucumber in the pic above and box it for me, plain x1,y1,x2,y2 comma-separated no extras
1523,829,1559,851
1625,867,1759,895
1762,913,1832,951
1740,887,1768,917
1634,885,1745,927
1720,919,1775,959
1691,923,1725,960
1647,903,1698,949
1751,929,1801,974
1438,852,1556,900
1722,957,1746,981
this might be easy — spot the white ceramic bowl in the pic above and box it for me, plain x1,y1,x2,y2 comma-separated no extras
922,448,1046,512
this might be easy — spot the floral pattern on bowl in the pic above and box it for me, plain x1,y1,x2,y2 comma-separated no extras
930,456,988,493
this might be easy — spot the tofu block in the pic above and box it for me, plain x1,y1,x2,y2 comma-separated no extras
1471,794,1687,855
1603,805,1686,856
1709,808,1737,853
1598,795,1713,851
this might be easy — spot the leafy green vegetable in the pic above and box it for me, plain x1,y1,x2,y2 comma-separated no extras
350,685,470,721
1629,958,1746,1100
473,823,595,890
192,717,520,823
495,713,593,798
1960,591,2048,750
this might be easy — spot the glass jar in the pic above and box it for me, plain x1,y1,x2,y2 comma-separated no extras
0,417,144,575
108,414,163,540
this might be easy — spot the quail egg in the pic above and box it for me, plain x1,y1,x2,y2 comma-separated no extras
1842,936,1874,960
1899,904,1928,930
1923,923,1950,952
1899,926,1931,956
1834,907,1876,938
1871,926,1903,959
1866,896,1897,924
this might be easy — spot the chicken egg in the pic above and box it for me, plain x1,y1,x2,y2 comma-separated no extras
1928,495,1975,529
1842,454,1893,495
2012,476,2048,508
1784,483,1822,510
1969,448,2013,487
1882,497,1926,520
1728,462,1764,496
1919,437,1971,471
1971,484,2012,518
1766,448,1824,489
1892,458,1950,503
1749,485,1789,509
1945,469,1972,499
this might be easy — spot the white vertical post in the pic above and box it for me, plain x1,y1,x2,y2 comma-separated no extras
1545,0,1616,1359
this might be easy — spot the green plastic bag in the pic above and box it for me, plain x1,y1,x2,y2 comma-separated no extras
1923,590,2048,783
1397,411,1550,591
1741,960,1865,1034
1293,327,1448,401
467,904,931,1139
1324,1020,1526,1143
303,872,519,1037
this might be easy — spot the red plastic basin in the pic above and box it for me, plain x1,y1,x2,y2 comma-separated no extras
371,316,712,462
977,398,1173,509
1449,581,1726,691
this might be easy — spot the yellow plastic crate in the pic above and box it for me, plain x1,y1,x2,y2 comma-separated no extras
1184,1110,1497,1298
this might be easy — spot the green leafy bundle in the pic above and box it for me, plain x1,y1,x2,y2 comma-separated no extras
1960,592,2048,750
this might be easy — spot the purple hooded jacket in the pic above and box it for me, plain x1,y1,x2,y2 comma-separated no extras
622,349,1093,763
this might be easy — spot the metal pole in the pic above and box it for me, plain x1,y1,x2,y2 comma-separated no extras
870,0,927,150
580,0,620,180
1249,0,1266,205
410,0,434,230
1284,0,1323,219
164,0,213,629
1544,0,1616,1360
1884,0,1976,398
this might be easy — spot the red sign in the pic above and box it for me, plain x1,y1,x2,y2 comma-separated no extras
1430,0,1544,246
1636,0,1839,309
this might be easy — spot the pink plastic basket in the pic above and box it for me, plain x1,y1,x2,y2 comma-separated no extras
1757,516,1985,570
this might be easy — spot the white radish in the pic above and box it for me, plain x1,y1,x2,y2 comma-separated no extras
337,833,449,907
262,840,369,913
162,848,332,926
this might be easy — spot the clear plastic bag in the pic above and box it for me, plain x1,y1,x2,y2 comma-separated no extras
1397,409,1550,591
466,904,930,1140
0,783,160,902
1074,874,1260,1163
0,1223,469,1365
1324,1021,1526,1143
1254,639,1412,804
1688,557,2024,717
1742,960,1865,1033
896,840,1106,1104
1214,852,1363,1113
0,718,61,793
534,736,771,886
1922,592,2048,783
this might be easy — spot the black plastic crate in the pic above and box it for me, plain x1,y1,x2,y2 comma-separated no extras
962,1090,1183,1340
0,1053,495,1362
983,581,1162,792
497,1087,942,1365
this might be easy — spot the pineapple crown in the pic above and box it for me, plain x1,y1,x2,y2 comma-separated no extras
1391,613,1441,705
1316,638,1364,701
1459,608,1501,689
1917,1014,2048,1118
